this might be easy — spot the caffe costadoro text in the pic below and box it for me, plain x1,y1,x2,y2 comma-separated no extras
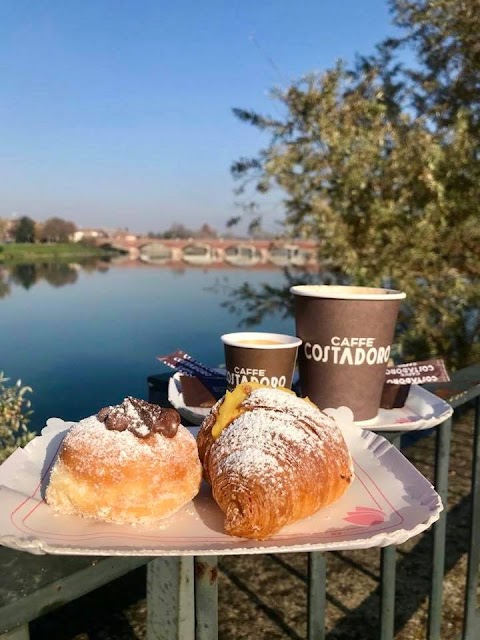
304,336,390,365
226,366,287,388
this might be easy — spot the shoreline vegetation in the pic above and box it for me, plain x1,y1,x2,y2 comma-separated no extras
0,242,119,264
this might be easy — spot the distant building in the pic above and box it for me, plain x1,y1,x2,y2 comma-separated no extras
1,219,17,242
110,230,138,243
72,228,109,242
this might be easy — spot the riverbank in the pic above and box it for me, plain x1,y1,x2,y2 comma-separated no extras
0,242,119,263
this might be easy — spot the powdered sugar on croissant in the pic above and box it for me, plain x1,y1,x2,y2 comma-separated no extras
197,384,354,539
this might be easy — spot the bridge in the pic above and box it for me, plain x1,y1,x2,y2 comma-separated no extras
95,236,319,268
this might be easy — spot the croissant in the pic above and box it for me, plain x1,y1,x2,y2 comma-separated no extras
197,383,354,539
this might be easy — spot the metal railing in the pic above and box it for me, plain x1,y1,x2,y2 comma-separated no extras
147,364,480,640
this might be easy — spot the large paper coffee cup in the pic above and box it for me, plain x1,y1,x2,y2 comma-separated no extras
290,285,406,421
221,332,302,391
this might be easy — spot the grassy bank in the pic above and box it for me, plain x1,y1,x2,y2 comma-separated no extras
0,242,119,263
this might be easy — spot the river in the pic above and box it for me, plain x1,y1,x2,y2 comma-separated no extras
0,260,295,431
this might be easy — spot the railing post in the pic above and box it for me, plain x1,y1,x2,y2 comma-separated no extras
462,397,480,639
307,551,327,640
146,557,195,640
194,556,218,640
380,546,397,640
428,416,452,640
379,433,400,640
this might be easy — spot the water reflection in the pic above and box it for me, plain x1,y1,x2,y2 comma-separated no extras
0,265,293,429
222,268,480,371
9,264,39,289
1,259,111,293
0,269,10,299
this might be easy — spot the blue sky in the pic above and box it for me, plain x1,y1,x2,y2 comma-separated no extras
0,0,398,234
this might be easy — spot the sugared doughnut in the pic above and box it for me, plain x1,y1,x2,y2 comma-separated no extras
46,397,202,525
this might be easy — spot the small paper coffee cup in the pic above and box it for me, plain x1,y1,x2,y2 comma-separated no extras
290,285,406,421
221,332,302,392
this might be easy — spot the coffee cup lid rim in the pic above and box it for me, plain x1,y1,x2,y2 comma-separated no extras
290,285,406,300
221,332,302,349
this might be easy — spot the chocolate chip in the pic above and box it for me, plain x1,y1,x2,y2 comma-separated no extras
105,413,129,432
150,408,180,437
97,406,111,422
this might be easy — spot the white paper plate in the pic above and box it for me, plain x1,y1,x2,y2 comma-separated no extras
0,414,442,556
168,371,216,425
353,385,453,432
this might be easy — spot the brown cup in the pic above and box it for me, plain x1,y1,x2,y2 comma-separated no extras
221,332,302,391
290,285,406,421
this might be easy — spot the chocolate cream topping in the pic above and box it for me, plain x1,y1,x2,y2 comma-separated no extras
97,397,180,439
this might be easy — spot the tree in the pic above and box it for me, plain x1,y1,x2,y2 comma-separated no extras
0,218,8,242
14,216,36,243
0,372,34,462
231,0,480,368
163,223,194,239
197,223,218,239
39,217,76,243
388,0,480,131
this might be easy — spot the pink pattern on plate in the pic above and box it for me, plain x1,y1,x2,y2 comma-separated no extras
343,506,386,526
